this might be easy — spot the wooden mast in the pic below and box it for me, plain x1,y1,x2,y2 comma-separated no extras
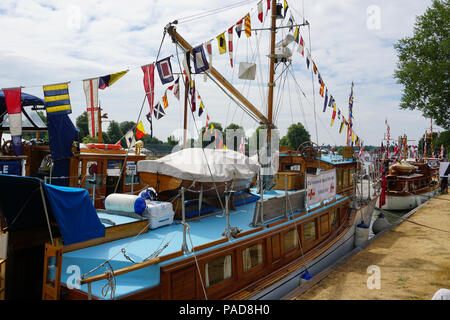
167,26,269,126
266,0,277,144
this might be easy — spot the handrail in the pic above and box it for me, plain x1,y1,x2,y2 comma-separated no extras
79,257,160,285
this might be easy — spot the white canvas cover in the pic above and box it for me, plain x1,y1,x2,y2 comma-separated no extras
137,148,260,183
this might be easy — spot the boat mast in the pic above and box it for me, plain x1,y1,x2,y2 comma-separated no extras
266,0,277,143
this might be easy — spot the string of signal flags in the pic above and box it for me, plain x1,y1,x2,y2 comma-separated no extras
1,0,362,148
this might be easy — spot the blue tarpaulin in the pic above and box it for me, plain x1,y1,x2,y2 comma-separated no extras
43,183,105,245
47,114,79,160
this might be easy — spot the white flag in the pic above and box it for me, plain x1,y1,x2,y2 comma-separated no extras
83,78,99,137
124,129,136,148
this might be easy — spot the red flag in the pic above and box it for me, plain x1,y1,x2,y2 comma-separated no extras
258,1,263,22
142,63,155,115
266,0,270,15
3,88,22,114
228,26,234,68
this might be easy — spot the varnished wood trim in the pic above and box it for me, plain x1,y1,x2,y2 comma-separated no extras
234,227,264,238
193,237,228,252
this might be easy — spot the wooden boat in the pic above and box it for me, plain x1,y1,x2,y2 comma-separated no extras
377,136,440,211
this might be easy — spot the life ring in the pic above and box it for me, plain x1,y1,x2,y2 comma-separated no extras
86,143,122,150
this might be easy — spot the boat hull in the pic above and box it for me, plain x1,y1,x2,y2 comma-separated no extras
247,196,377,300
376,185,440,211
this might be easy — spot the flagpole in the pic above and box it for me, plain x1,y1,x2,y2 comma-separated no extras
266,0,277,144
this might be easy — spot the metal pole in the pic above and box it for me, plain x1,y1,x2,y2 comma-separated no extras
92,173,96,205
224,183,231,239
131,173,134,195
259,170,264,226
180,187,189,254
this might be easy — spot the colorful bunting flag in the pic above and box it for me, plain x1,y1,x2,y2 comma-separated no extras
323,89,328,112
306,49,311,69
153,102,165,119
99,70,128,89
43,82,72,117
145,111,153,137
339,118,346,134
258,1,263,23
124,129,136,148
182,51,193,89
266,0,271,16
284,0,289,18
294,26,299,43
156,57,174,85
217,32,227,54
298,36,304,56
244,13,251,37
190,80,196,112
288,15,294,31
142,63,155,116
168,77,180,100
2,87,23,155
204,40,213,81
193,45,209,74
228,26,234,68
136,121,146,140
235,18,243,38
313,61,318,75
83,78,99,137
162,91,169,109
204,114,210,137
330,104,336,127
198,93,204,117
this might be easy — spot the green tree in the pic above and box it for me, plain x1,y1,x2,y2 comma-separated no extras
393,0,450,129
75,112,89,140
106,120,122,144
281,122,311,150
119,121,136,136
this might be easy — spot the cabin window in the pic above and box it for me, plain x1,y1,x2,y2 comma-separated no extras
205,255,232,288
337,169,343,186
343,169,349,186
303,221,316,242
331,209,338,227
284,229,299,252
242,243,263,272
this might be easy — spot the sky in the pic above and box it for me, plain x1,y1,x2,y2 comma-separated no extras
0,0,443,147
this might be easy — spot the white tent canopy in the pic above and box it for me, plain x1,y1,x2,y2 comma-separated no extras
137,148,260,183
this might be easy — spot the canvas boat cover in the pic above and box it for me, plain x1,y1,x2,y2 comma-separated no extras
137,148,260,183
0,174,105,245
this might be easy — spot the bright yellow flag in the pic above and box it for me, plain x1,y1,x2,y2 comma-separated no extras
216,32,227,54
